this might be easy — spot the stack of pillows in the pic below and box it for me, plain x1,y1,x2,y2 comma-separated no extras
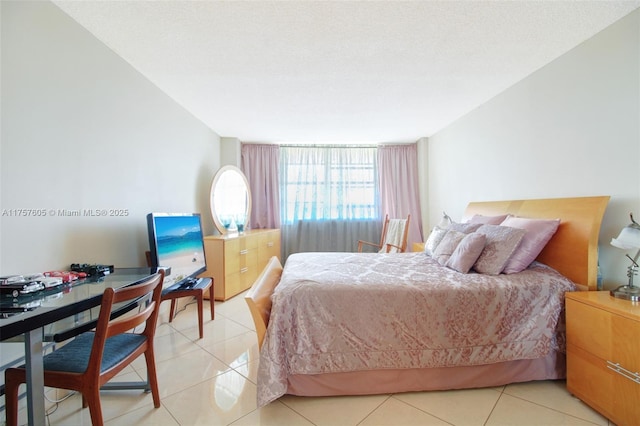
424,213,560,275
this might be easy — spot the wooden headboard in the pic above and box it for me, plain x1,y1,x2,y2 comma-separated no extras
464,196,609,291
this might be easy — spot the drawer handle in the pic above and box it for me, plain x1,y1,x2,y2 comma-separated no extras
240,267,249,274
606,361,640,384
239,249,248,255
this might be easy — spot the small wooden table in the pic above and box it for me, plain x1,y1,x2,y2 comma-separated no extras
161,277,214,339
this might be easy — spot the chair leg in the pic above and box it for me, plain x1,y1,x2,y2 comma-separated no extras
4,368,23,426
196,292,204,339
169,299,177,322
86,385,104,426
143,350,161,408
208,285,215,320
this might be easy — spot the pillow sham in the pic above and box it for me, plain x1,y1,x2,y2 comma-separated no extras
500,216,561,274
449,222,482,234
467,214,509,225
424,226,449,256
473,225,526,275
432,230,466,266
446,232,487,273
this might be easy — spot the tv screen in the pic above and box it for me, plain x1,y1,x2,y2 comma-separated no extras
146,213,207,288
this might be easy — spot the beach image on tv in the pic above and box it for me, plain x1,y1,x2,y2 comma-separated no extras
155,216,206,285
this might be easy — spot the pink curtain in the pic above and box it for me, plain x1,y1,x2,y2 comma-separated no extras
378,143,423,248
241,144,281,229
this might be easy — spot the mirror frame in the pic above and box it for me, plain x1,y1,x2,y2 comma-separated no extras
209,165,252,235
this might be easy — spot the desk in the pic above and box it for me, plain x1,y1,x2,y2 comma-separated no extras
0,268,158,426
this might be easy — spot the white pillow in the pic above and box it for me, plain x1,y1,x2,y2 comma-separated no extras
424,226,448,256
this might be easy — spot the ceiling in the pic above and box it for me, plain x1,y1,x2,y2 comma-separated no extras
52,1,639,143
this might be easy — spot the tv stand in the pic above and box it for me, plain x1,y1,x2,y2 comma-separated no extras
145,251,215,338
161,277,214,339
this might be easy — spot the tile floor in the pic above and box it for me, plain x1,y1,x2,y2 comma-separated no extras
2,292,612,426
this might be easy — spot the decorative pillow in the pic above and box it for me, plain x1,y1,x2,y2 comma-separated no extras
432,230,466,265
501,217,561,274
449,222,482,234
446,233,487,273
473,225,526,275
467,214,509,225
424,226,449,256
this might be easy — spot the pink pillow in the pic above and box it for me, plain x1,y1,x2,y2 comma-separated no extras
473,225,526,275
432,230,466,265
446,233,487,273
467,214,508,225
501,217,561,274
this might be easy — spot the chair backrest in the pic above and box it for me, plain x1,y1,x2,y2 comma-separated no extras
245,256,283,349
380,214,411,253
87,271,164,376
376,214,390,248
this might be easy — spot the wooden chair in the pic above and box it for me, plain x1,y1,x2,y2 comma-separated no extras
358,214,411,253
245,256,283,349
4,271,165,426
145,251,214,339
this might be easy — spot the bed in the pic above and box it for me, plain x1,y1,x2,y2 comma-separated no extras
246,196,609,407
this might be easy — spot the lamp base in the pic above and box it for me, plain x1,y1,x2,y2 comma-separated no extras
610,285,640,302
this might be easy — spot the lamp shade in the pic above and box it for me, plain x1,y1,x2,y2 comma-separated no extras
611,222,640,250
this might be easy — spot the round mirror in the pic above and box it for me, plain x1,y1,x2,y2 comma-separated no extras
210,165,252,234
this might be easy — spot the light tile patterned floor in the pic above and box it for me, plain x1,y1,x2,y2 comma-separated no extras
2,292,612,425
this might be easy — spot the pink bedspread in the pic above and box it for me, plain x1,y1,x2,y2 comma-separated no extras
257,252,576,406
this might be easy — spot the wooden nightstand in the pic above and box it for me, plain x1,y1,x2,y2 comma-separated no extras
565,291,640,425
412,242,425,252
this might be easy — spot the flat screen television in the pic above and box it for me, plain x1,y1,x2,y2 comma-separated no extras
146,212,207,288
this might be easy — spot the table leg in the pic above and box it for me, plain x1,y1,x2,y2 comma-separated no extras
24,328,45,426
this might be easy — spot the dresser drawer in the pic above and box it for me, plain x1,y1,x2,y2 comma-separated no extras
203,229,281,301
258,230,281,262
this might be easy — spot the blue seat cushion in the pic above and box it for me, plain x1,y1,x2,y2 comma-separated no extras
41,332,147,374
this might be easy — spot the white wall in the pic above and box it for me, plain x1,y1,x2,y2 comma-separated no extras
427,9,640,289
1,1,221,274
220,137,242,167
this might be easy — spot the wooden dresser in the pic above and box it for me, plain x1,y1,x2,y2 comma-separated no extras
565,291,640,426
202,229,281,301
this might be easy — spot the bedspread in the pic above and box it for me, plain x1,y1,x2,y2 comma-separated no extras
257,252,576,406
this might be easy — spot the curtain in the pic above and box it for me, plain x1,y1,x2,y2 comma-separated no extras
378,143,424,249
279,145,381,261
241,143,281,229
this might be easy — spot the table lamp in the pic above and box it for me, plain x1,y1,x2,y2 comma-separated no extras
610,213,640,301
438,211,453,228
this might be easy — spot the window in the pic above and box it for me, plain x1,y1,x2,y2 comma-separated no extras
280,145,379,224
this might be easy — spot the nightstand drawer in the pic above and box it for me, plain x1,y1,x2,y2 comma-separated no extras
566,298,612,360
565,291,640,426
566,343,614,417
611,315,640,373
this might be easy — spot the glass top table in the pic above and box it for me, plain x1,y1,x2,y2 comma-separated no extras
0,267,159,426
